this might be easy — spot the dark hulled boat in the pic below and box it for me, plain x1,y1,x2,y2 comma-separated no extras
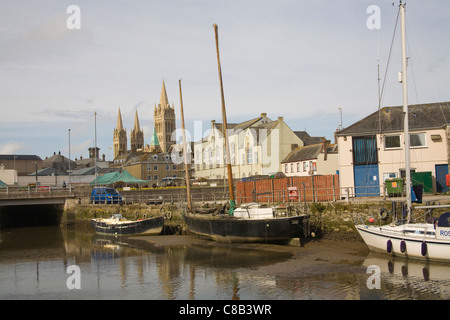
184,204,309,243
178,25,309,244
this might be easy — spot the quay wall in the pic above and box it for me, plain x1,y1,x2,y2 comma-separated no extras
63,196,450,241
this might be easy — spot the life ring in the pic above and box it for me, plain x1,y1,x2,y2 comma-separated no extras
400,240,407,253
387,239,393,253
421,241,427,257
379,208,389,220
164,211,173,220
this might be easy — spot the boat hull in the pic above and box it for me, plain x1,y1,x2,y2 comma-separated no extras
91,216,164,236
184,213,309,243
356,224,450,262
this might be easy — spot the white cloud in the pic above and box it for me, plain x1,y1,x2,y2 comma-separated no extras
0,141,26,154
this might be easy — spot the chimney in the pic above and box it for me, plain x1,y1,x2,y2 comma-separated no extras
322,139,329,161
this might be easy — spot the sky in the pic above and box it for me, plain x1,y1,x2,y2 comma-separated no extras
0,0,449,161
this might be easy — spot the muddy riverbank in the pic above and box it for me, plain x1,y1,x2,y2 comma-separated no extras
128,234,370,280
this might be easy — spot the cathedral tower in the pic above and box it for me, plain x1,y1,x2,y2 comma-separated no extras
113,108,127,159
154,80,176,153
130,110,144,153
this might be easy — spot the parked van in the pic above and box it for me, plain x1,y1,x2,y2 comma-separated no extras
91,187,123,204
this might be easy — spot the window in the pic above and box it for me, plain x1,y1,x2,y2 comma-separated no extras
154,175,158,181
352,136,378,165
154,165,158,171
385,135,400,149
297,163,301,172
410,133,426,147
284,164,288,173
247,147,253,164
290,163,294,173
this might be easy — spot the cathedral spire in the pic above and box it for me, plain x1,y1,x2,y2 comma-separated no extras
131,109,144,153
133,109,140,131
113,107,127,159
159,80,169,108
116,107,124,130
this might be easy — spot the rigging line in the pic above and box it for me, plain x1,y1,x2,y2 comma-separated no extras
379,7,400,114
406,8,448,124
376,6,400,138
406,34,420,105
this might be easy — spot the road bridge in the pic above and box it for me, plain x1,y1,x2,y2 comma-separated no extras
0,187,75,228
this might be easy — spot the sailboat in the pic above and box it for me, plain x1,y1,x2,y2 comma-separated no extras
181,24,310,244
355,2,450,262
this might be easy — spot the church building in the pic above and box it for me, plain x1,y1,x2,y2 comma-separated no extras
154,80,176,153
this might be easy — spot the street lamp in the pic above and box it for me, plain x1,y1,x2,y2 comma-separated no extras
68,128,71,189
13,155,17,185
94,112,98,186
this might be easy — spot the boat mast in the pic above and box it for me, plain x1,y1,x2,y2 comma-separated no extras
213,23,236,215
178,79,192,213
400,1,412,221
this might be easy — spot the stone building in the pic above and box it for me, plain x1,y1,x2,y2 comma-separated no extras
130,110,144,153
125,152,182,186
0,155,42,176
154,80,176,153
194,113,308,180
113,108,128,159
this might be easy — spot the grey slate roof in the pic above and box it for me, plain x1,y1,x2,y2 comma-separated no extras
336,102,450,136
294,131,326,146
0,155,42,161
281,143,338,163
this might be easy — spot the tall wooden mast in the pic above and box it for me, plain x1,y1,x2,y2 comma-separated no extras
213,23,236,214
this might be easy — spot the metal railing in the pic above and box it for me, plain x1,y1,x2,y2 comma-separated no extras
0,185,75,199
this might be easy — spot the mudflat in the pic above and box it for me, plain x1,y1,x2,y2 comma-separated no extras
132,234,370,278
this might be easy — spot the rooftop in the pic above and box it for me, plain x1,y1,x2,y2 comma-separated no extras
336,101,450,136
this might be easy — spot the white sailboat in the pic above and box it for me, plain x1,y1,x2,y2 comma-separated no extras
355,2,450,262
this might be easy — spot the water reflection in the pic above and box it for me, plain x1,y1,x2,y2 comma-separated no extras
362,252,450,300
0,227,293,299
1,227,450,300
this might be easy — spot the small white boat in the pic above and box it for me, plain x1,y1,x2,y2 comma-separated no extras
91,214,164,236
356,212,450,262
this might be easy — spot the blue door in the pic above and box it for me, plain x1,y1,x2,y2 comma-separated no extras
354,164,380,197
435,164,448,193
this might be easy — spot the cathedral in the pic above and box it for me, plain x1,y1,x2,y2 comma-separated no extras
113,80,176,160
154,80,176,153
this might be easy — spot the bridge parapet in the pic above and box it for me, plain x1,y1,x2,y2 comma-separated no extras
0,185,75,200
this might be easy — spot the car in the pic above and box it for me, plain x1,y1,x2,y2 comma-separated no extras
91,187,123,204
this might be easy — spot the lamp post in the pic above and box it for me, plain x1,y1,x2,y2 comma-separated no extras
13,155,17,185
338,107,343,130
94,112,98,187
68,128,71,190
32,161,38,192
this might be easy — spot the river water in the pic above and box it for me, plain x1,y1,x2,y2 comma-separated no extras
0,226,449,301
